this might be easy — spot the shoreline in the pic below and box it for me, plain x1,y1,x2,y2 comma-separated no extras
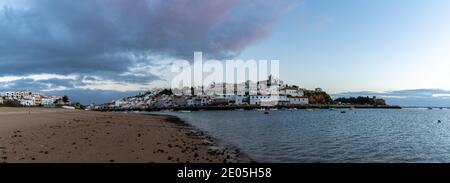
0,108,252,163
140,112,255,163
96,104,402,112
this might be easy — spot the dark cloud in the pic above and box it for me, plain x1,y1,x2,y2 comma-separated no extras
0,0,292,78
0,0,294,104
333,89,450,107
0,79,43,90
0,78,81,91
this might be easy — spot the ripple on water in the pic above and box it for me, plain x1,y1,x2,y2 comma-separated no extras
159,109,450,163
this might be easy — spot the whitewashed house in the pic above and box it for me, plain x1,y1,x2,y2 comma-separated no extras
41,97,55,106
250,95,288,106
114,99,124,107
32,94,42,106
288,96,309,105
228,95,246,105
233,96,246,105
186,98,207,107
187,97,208,106
153,95,172,108
280,86,304,97
19,98,34,106
172,96,188,107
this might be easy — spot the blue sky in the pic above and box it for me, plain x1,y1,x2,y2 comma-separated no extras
241,0,450,93
1,0,450,106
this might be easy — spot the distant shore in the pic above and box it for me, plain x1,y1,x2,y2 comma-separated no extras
96,104,402,112
0,108,251,163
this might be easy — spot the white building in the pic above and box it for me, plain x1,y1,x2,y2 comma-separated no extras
20,98,34,106
41,97,55,106
114,99,124,107
153,95,172,108
172,96,187,107
172,87,193,96
233,96,246,105
204,83,227,96
250,95,288,106
257,76,283,96
32,94,42,106
280,86,304,97
227,95,246,105
5,91,32,100
288,96,309,105
187,97,208,106
2,91,48,106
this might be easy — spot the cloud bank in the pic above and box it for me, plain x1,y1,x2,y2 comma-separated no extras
0,0,294,102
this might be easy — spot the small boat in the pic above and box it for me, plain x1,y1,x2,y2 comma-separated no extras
306,109,313,111
255,108,266,111
264,111,270,114
428,107,433,110
179,110,192,113
341,111,347,114
269,108,278,111
235,108,245,111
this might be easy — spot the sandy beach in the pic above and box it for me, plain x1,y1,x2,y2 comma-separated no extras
0,107,250,163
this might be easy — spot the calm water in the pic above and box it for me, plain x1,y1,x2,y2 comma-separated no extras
158,109,450,163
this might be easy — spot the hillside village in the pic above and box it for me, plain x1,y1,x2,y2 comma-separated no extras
92,77,334,111
0,91,68,107
0,79,386,110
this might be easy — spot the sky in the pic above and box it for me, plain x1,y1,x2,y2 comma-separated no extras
1,0,450,106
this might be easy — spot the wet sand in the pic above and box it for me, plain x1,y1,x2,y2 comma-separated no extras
0,108,251,163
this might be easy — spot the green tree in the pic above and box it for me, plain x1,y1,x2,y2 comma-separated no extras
62,95,69,103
